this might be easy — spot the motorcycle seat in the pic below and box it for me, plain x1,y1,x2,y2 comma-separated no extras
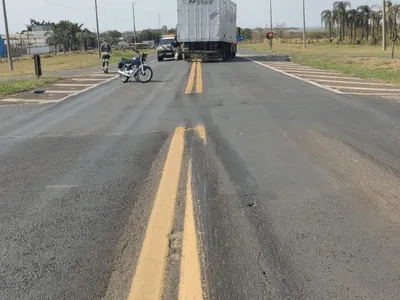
121,57,132,63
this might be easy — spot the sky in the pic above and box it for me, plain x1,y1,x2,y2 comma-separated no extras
1,0,379,34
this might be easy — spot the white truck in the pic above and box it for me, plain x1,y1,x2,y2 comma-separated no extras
177,0,237,61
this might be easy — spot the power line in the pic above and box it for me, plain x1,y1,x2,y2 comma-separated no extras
44,0,92,11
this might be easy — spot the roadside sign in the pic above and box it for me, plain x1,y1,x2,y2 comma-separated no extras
237,35,245,42
0,39,5,57
266,32,274,40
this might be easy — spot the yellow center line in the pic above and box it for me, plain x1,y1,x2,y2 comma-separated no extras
185,62,197,94
127,127,185,300
195,125,207,145
179,160,204,300
195,62,203,94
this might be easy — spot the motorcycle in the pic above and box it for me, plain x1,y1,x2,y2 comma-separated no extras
117,50,153,83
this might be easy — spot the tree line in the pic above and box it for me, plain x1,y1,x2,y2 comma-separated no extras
321,1,400,44
24,19,176,53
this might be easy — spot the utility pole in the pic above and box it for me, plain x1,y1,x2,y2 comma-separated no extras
94,0,101,58
302,0,306,49
2,0,13,71
132,3,137,47
382,0,387,51
269,0,273,49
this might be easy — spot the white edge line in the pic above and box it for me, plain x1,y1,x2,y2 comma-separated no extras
243,57,344,95
57,75,118,102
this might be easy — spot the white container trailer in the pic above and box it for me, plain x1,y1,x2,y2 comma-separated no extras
177,0,237,61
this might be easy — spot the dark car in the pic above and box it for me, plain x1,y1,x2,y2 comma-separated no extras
157,37,183,61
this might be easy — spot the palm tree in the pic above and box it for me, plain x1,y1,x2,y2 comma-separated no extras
387,1,394,39
357,5,372,41
333,1,351,41
347,9,357,41
321,10,333,39
76,29,94,51
390,4,400,58
69,22,83,51
371,10,382,44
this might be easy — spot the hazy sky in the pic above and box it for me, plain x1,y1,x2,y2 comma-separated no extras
1,0,378,33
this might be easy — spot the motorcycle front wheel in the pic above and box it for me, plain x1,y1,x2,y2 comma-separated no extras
136,66,153,83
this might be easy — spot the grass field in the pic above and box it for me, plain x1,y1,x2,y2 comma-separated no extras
0,49,155,78
239,42,400,83
0,77,60,97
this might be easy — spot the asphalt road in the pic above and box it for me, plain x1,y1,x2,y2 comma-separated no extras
1,51,400,300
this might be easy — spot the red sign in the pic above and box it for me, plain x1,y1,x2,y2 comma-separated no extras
266,32,274,40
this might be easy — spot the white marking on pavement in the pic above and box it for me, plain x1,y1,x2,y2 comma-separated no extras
311,79,400,86
55,83,93,87
268,66,314,71
57,75,118,102
0,98,61,103
1,75,118,106
89,74,116,77
150,60,157,63
326,85,400,92
279,69,341,75
349,93,400,96
267,63,312,69
45,90,77,94
72,78,106,81
244,57,344,94
299,74,365,80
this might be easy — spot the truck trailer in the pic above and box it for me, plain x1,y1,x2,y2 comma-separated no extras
177,0,237,62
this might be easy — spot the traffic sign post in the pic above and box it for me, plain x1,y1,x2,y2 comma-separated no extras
266,32,274,40
266,32,274,49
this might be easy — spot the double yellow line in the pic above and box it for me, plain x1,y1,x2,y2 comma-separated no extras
127,126,205,300
185,62,203,94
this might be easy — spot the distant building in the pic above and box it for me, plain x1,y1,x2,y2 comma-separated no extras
4,24,53,56
142,40,155,48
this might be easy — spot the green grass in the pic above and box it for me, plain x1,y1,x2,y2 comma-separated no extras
0,49,156,78
0,77,60,97
290,54,400,83
239,42,400,83
239,42,399,57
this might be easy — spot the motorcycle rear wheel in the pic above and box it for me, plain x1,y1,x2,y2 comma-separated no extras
119,68,129,83
119,73,129,83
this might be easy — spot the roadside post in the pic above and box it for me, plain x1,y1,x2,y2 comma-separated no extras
33,54,42,78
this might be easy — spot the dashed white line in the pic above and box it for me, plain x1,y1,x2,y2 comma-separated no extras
326,85,400,92
349,93,400,96
72,78,106,81
279,69,341,75
0,98,61,104
45,90,77,94
54,83,93,87
297,74,365,80
311,79,400,86
89,74,116,77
